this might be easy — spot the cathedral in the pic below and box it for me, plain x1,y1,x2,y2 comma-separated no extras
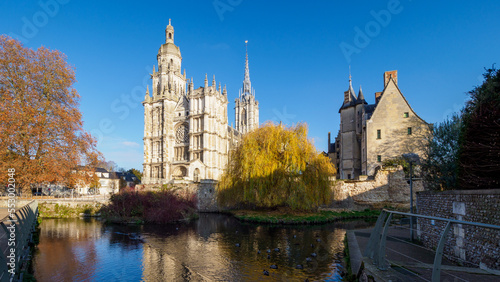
328,70,429,180
142,20,259,185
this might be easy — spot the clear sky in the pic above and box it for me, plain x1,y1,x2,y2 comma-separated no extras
1,0,499,171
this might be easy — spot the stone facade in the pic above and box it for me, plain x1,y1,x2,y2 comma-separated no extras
328,70,430,179
142,21,259,185
416,190,500,272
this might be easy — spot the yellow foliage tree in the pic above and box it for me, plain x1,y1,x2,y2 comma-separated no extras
218,122,336,210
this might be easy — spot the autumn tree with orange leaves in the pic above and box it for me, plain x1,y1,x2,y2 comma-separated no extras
0,36,102,193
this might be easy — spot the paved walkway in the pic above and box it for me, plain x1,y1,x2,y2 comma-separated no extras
0,208,13,221
348,226,500,281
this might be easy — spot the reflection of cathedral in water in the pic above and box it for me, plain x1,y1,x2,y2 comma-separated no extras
34,217,374,280
139,214,365,281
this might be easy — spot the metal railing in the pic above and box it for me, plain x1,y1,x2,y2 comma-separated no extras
364,209,500,282
0,201,39,282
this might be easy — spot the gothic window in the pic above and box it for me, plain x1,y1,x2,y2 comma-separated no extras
175,124,189,144
241,109,247,125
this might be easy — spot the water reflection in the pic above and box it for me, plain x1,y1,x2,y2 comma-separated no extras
34,215,374,281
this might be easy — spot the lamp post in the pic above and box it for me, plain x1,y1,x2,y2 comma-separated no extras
402,153,420,241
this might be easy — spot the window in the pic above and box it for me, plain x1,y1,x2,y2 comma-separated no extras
404,112,409,118
377,155,382,162
347,174,351,179
407,127,412,135
377,129,381,139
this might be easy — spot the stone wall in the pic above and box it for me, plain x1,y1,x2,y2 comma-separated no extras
416,189,500,271
139,181,219,212
197,180,219,212
330,167,424,210
139,167,422,212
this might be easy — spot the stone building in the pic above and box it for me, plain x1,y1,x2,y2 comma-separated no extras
328,70,429,179
142,21,259,185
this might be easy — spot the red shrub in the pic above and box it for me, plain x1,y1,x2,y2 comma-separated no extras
103,190,197,224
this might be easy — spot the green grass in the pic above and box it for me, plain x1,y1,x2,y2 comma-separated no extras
38,203,102,218
343,234,357,281
231,208,380,225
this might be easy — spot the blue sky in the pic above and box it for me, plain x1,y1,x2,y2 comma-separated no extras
1,0,499,171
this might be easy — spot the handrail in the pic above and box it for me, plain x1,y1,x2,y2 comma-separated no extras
381,209,500,230
365,209,500,282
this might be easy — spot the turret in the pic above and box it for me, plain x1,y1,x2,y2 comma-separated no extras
165,19,174,44
356,85,367,104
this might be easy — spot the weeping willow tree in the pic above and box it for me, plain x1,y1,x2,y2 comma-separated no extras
218,122,336,211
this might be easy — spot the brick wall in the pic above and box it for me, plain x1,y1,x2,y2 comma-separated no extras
417,190,500,271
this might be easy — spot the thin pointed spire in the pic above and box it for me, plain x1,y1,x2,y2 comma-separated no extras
218,82,221,93
348,67,356,102
146,85,150,95
204,73,208,89
356,85,366,104
242,40,252,96
223,84,227,95
212,74,216,86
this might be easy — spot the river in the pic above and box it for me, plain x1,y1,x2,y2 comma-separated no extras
33,214,374,281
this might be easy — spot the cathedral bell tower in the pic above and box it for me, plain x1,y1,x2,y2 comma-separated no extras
235,40,259,134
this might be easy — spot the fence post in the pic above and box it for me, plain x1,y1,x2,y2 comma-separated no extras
364,211,388,259
432,221,451,282
376,212,393,270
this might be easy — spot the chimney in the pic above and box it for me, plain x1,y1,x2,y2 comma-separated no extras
343,90,350,104
375,92,383,104
384,70,398,87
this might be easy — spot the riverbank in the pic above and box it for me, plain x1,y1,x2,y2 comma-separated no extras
38,202,102,218
230,208,380,224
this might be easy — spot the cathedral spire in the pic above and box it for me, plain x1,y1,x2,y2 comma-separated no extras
242,40,252,96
